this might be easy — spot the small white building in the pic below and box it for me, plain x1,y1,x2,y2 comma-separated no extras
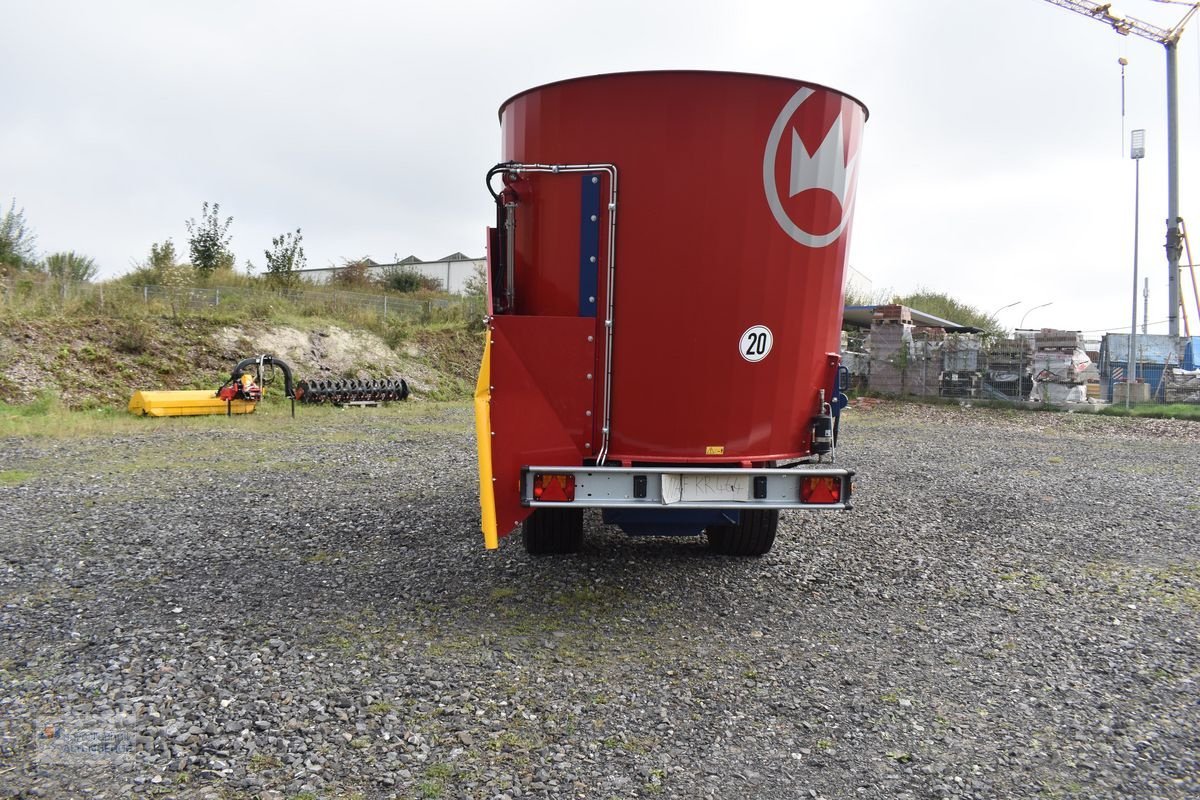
295,253,483,294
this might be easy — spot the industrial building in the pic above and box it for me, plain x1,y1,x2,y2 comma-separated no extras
294,253,483,294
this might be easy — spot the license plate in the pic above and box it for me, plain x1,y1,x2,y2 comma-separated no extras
662,474,750,504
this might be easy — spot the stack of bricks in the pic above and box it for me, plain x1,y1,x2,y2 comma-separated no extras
867,306,915,395
871,304,913,325
1030,329,1089,383
1029,329,1091,404
914,326,946,340
1034,328,1084,351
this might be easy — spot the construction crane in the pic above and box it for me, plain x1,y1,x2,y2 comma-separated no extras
1042,0,1199,337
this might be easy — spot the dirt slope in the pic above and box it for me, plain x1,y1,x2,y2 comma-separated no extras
0,316,482,408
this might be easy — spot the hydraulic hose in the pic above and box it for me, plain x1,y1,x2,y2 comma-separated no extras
228,355,296,399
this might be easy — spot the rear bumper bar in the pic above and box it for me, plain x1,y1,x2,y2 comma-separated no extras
521,465,853,510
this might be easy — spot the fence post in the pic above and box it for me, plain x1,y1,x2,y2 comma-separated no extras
99,285,104,310
383,295,388,321
922,346,928,397
215,288,220,307
144,286,149,304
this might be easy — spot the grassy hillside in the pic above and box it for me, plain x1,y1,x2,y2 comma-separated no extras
0,277,485,409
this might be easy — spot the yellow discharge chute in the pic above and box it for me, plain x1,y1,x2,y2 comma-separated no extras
474,330,499,549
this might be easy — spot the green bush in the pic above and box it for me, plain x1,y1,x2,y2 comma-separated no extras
43,251,98,282
114,320,152,354
0,199,38,272
185,202,234,275
380,265,442,293
330,259,376,289
264,229,305,287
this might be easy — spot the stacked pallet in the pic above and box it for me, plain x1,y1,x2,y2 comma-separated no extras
914,326,946,341
943,333,981,372
867,318,914,395
1033,328,1084,350
1028,329,1091,405
872,304,913,324
1163,369,1200,403
982,337,1030,400
908,328,945,397
940,372,982,398
1030,331,1091,383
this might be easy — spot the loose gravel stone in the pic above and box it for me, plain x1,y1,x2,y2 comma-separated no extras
0,400,1197,798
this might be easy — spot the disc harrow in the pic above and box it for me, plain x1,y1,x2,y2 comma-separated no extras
295,377,409,405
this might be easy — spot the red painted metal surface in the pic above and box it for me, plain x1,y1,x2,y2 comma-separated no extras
484,71,867,536
487,314,595,536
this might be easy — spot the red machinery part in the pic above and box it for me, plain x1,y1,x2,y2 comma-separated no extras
479,71,866,544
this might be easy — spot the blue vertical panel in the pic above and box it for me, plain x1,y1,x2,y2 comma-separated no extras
578,174,601,317
1184,338,1200,370
1142,365,1165,401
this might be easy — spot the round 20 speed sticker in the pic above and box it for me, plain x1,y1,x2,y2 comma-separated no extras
739,325,773,362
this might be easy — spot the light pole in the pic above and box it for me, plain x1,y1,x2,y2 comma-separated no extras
1019,302,1053,330
989,300,1021,328
1166,34,1183,338
1129,128,1146,409
1039,0,1199,336
1018,302,1053,401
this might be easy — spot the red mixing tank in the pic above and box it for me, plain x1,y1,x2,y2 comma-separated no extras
475,71,867,555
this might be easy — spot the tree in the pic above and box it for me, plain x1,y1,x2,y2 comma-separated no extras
149,239,179,273
120,239,180,285
0,199,38,272
330,257,376,289
380,264,441,293
184,202,234,275
43,251,98,282
160,262,195,319
891,289,1004,335
462,263,487,299
264,228,306,287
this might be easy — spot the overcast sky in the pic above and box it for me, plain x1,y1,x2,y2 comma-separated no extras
4,0,1200,334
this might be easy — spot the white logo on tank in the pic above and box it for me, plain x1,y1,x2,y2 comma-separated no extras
763,87,861,248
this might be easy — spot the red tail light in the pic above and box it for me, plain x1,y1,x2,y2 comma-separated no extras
533,473,576,502
800,476,841,504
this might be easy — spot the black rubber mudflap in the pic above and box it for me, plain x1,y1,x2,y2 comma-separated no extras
522,507,584,555
706,509,779,556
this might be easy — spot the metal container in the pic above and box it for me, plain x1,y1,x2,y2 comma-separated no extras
497,71,866,461
478,71,867,546
1106,364,1165,402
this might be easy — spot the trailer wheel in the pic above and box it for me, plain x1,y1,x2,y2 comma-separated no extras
706,510,778,556
522,508,584,555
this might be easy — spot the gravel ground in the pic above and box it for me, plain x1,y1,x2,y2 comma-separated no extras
2,400,1198,800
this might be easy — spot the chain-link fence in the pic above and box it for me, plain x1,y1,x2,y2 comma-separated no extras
132,283,484,321
845,328,1103,403
0,277,485,324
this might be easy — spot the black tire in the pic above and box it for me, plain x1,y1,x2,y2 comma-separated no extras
522,507,584,555
706,509,779,556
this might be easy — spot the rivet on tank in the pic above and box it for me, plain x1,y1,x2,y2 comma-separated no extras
473,71,868,556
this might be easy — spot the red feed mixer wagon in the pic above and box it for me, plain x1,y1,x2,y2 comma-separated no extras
474,71,867,555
